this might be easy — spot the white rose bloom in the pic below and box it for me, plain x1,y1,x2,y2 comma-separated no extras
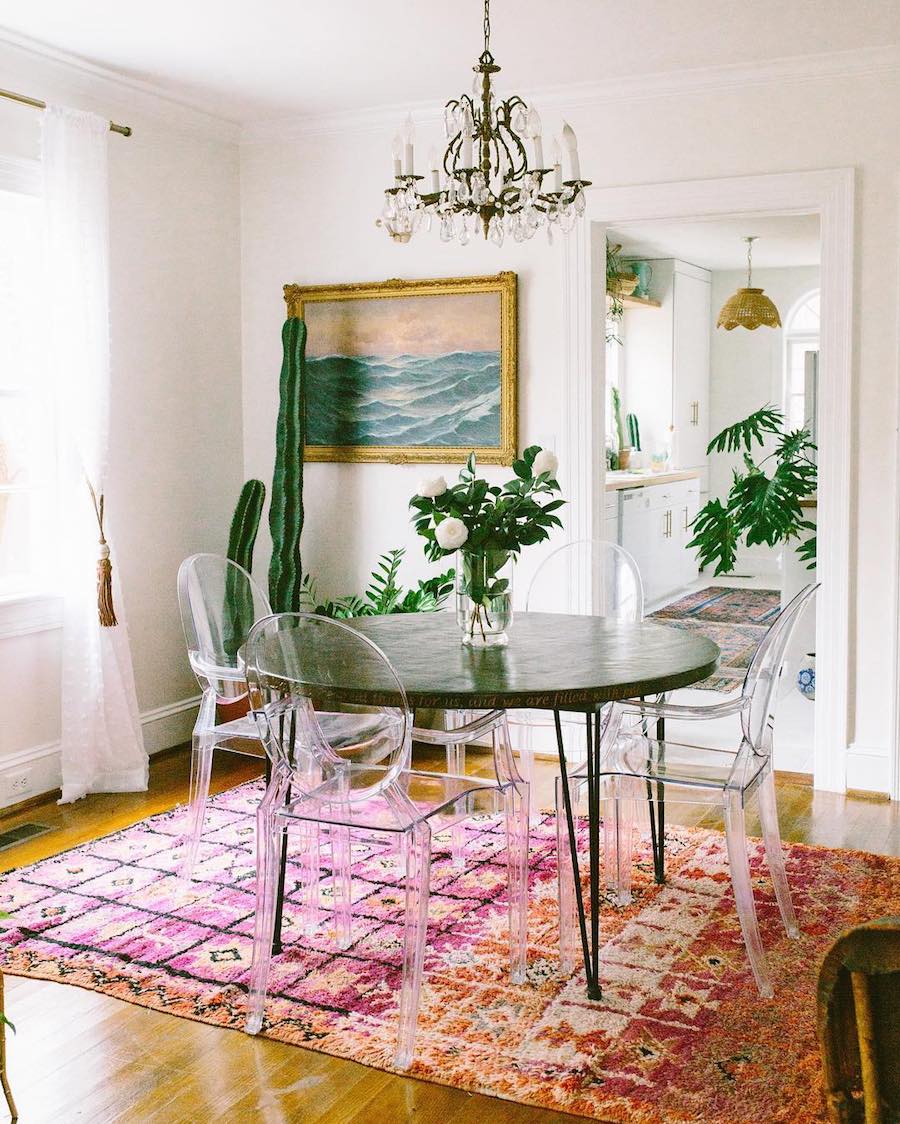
533,449,559,477
435,517,469,551
418,475,448,499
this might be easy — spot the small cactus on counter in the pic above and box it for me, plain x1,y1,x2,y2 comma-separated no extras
611,386,627,453
626,412,641,452
268,317,307,613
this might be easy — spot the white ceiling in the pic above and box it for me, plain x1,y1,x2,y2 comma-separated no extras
609,214,821,271
1,1,898,123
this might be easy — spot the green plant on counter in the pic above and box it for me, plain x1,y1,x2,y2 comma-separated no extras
626,412,641,452
611,387,627,453
298,547,454,619
688,404,817,575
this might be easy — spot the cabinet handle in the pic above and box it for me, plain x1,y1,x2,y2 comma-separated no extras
690,400,700,426
664,509,672,538
683,506,690,532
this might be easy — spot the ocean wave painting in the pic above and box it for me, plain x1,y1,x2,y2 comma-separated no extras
300,286,511,455
306,350,501,447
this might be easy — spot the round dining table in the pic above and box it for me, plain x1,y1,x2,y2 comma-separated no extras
346,610,720,1000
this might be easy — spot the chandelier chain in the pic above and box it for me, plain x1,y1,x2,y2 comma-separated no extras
483,0,491,55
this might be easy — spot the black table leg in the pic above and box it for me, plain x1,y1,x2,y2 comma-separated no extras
651,715,666,884
555,708,603,1001
272,782,291,955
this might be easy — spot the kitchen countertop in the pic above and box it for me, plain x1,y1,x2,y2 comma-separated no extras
605,469,701,492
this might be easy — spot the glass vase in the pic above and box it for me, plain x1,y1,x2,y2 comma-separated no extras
456,549,513,647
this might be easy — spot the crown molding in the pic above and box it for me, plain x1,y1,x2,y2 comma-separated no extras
241,43,900,145
0,27,241,143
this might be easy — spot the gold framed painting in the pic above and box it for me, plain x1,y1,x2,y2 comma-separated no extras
283,272,517,465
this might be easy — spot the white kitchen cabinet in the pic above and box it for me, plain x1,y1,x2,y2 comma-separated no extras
618,477,700,606
621,259,712,498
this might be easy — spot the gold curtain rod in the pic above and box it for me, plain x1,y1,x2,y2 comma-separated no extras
0,87,132,137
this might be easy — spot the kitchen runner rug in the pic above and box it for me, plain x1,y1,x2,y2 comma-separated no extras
651,587,781,692
2,779,897,1124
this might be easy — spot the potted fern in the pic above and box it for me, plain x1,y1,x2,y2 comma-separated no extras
688,405,817,575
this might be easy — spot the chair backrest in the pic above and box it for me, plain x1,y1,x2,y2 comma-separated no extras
525,539,644,620
245,612,411,800
742,582,819,751
817,917,900,1123
177,553,272,698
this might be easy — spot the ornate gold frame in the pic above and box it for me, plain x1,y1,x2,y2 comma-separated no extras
283,271,518,465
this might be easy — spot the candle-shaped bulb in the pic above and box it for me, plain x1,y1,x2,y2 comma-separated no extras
392,134,402,178
552,138,562,191
562,122,581,181
428,146,440,193
527,106,544,169
402,115,415,176
462,106,474,168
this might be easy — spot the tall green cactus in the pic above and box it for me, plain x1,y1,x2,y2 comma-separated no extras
223,479,266,659
227,479,266,573
268,317,307,612
626,412,641,451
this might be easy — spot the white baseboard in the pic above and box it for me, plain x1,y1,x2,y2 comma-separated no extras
845,742,892,796
0,694,200,809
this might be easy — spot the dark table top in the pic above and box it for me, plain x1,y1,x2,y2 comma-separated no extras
343,611,719,710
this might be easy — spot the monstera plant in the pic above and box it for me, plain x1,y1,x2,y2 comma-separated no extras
689,405,817,576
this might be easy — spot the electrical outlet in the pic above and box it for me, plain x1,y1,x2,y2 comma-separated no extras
6,770,33,799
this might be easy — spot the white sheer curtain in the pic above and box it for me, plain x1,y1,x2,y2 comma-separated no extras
43,106,148,802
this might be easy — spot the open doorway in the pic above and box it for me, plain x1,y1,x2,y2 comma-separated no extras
603,214,820,775
562,169,853,791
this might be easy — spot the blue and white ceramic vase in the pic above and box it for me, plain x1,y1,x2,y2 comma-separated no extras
797,653,816,700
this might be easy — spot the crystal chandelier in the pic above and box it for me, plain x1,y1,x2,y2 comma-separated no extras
377,0,590,247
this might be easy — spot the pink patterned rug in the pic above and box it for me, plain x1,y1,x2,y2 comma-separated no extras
1,779,898,1123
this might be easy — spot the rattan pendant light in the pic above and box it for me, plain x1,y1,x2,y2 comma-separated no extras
717,236,782,330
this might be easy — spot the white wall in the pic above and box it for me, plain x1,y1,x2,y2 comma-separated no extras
709,265,820,575
0,41,243,804
241,61,900,792
240,132,567,607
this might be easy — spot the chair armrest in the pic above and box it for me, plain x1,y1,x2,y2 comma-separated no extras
413,709,506,745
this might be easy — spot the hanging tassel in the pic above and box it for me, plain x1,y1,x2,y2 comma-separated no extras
86,480,118,628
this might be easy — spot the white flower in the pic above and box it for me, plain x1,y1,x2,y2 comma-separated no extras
417,475,448,499
533,449,559,478
435,517,469,551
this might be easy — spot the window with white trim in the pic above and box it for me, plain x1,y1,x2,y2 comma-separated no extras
783,289,819,432
0,160,54,596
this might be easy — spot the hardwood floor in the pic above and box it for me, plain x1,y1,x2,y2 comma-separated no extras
1,745,898,1123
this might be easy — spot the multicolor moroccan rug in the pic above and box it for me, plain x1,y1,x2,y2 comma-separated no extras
651,587,782,693
2,779,898,1123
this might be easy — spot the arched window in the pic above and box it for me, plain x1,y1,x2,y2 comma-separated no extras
783,289,820,432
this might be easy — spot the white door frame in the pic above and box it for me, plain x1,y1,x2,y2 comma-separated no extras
562,168,854,793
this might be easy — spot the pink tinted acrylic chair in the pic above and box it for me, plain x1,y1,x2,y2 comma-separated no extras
558,583,820,992
243,612,529,1070
176,553,272,877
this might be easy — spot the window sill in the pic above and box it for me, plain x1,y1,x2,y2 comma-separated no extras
0,591,64,640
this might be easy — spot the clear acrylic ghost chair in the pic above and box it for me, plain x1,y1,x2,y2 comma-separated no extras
448,541,643,812
177,553,273,876
244,613,529,1070
557,584,819,994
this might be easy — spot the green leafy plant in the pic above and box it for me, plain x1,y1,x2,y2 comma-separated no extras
688,405,817,576
626,412,641,451
606,241,628,345
410,448,564,639
298,548,454,620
